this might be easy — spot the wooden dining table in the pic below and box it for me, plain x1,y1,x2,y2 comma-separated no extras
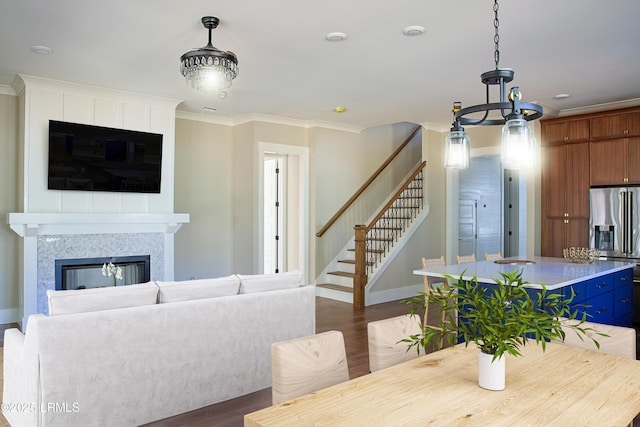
244,342,640,426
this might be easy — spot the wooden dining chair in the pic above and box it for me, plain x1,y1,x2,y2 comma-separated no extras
456,254,476,264
559,319,636,360
367,314,422,372
271,330,350,404
421,257,457,351
484,251,502,261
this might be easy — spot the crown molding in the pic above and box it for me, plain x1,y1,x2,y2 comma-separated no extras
554,98,640,118
420,121,449,133
175,110,364,133
0,84,16,96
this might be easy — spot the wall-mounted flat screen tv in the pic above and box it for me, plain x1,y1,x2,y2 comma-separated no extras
48,120,163,194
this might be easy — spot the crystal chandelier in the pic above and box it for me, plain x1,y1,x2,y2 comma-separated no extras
180,16,239,94
443,0,543,170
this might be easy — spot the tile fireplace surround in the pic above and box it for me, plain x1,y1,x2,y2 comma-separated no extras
7,212,189,327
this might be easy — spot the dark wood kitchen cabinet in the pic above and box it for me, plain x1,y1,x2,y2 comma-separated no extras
541,117,590,144
541,107,640,257
540,139,590,257
589,110,640,140
589,107,640,186
590,137,640,185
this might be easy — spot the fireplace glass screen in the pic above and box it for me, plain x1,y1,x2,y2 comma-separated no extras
55,255,151,290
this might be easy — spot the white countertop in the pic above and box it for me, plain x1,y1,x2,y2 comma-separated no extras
413,256,636,290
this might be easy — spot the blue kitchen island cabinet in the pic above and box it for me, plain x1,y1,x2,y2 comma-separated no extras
562,268,633,326
414,256,636,327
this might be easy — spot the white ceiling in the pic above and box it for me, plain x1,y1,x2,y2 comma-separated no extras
1,0,640,130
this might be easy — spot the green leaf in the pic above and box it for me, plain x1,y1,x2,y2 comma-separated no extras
401,268,597,359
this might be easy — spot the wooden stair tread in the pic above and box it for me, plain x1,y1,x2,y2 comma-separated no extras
348,248,384,254
328,271,356,278
317,283,354,293
338,259,374,266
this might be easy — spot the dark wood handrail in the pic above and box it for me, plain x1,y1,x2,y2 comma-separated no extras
365,161,426,232
316,125,422,237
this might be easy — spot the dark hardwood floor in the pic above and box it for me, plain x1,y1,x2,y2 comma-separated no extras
142,296,411,427
3,299,640,426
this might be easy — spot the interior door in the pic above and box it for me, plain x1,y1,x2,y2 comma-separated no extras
458,199,477,257
264,156,285,274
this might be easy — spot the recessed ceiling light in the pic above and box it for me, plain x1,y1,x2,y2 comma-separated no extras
334,106,346,113
31,45,52,54
403,26,425,36
554,93,571,100
326,32,348,42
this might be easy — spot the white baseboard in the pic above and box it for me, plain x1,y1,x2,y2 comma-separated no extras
366,283,422,306
0,307,19,324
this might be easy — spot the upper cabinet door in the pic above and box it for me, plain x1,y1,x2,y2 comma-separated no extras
590,139,628,186
542,119,589,144
627,112,640,137
590,111,640,140
627,138,640,184
590,114,627,140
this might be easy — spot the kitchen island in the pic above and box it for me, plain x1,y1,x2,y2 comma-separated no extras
414,256,636,326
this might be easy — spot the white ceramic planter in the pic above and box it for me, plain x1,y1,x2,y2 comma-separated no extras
478,351,505,390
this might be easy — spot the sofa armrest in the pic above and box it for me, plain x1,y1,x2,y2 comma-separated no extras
3,323,41,426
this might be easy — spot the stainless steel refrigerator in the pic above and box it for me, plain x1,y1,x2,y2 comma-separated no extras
590,187,640,259
590,187,640,322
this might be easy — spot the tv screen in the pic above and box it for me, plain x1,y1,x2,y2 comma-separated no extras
48,120,163,193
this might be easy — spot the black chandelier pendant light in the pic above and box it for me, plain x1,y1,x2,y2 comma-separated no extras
444,0,543,170
180,16,239,94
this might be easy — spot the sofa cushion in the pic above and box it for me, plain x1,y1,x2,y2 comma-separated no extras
156,275,240,303
238,271,303,294
47,281,159,316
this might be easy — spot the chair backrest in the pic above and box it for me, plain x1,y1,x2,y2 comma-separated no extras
420,257,457,351
560,320,636,360
421,256,448,310
484,251,502,261
456,254,476,264
367,314,422,372
271,330,350,404
422,257,446,286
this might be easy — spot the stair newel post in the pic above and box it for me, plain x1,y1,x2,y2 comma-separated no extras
353,224,368,308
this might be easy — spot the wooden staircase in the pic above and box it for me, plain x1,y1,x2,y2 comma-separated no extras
317,163,425,302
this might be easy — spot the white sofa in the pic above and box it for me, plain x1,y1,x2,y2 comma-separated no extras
2,272,315,427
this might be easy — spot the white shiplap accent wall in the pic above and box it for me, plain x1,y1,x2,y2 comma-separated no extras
15,74,181,214
9,75,187,327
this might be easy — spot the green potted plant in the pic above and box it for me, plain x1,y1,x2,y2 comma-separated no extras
403,269,604,390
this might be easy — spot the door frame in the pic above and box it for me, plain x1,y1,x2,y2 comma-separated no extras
445,145,536,264
257,142,310,282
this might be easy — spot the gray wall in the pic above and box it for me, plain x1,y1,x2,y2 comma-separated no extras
0,93,19,322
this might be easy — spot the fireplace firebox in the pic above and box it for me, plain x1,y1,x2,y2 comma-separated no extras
55,255,151,291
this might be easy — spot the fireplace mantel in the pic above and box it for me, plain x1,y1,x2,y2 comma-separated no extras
7,212,190,328
7,213,190,236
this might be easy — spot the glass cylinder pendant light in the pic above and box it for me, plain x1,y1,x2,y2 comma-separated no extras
443,0,543,170
501,118,536,170
444,128,470,169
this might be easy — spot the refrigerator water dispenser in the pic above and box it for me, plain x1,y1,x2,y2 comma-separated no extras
594,225,615,251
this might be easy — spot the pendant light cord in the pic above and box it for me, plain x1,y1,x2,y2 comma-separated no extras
493,0,500,69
